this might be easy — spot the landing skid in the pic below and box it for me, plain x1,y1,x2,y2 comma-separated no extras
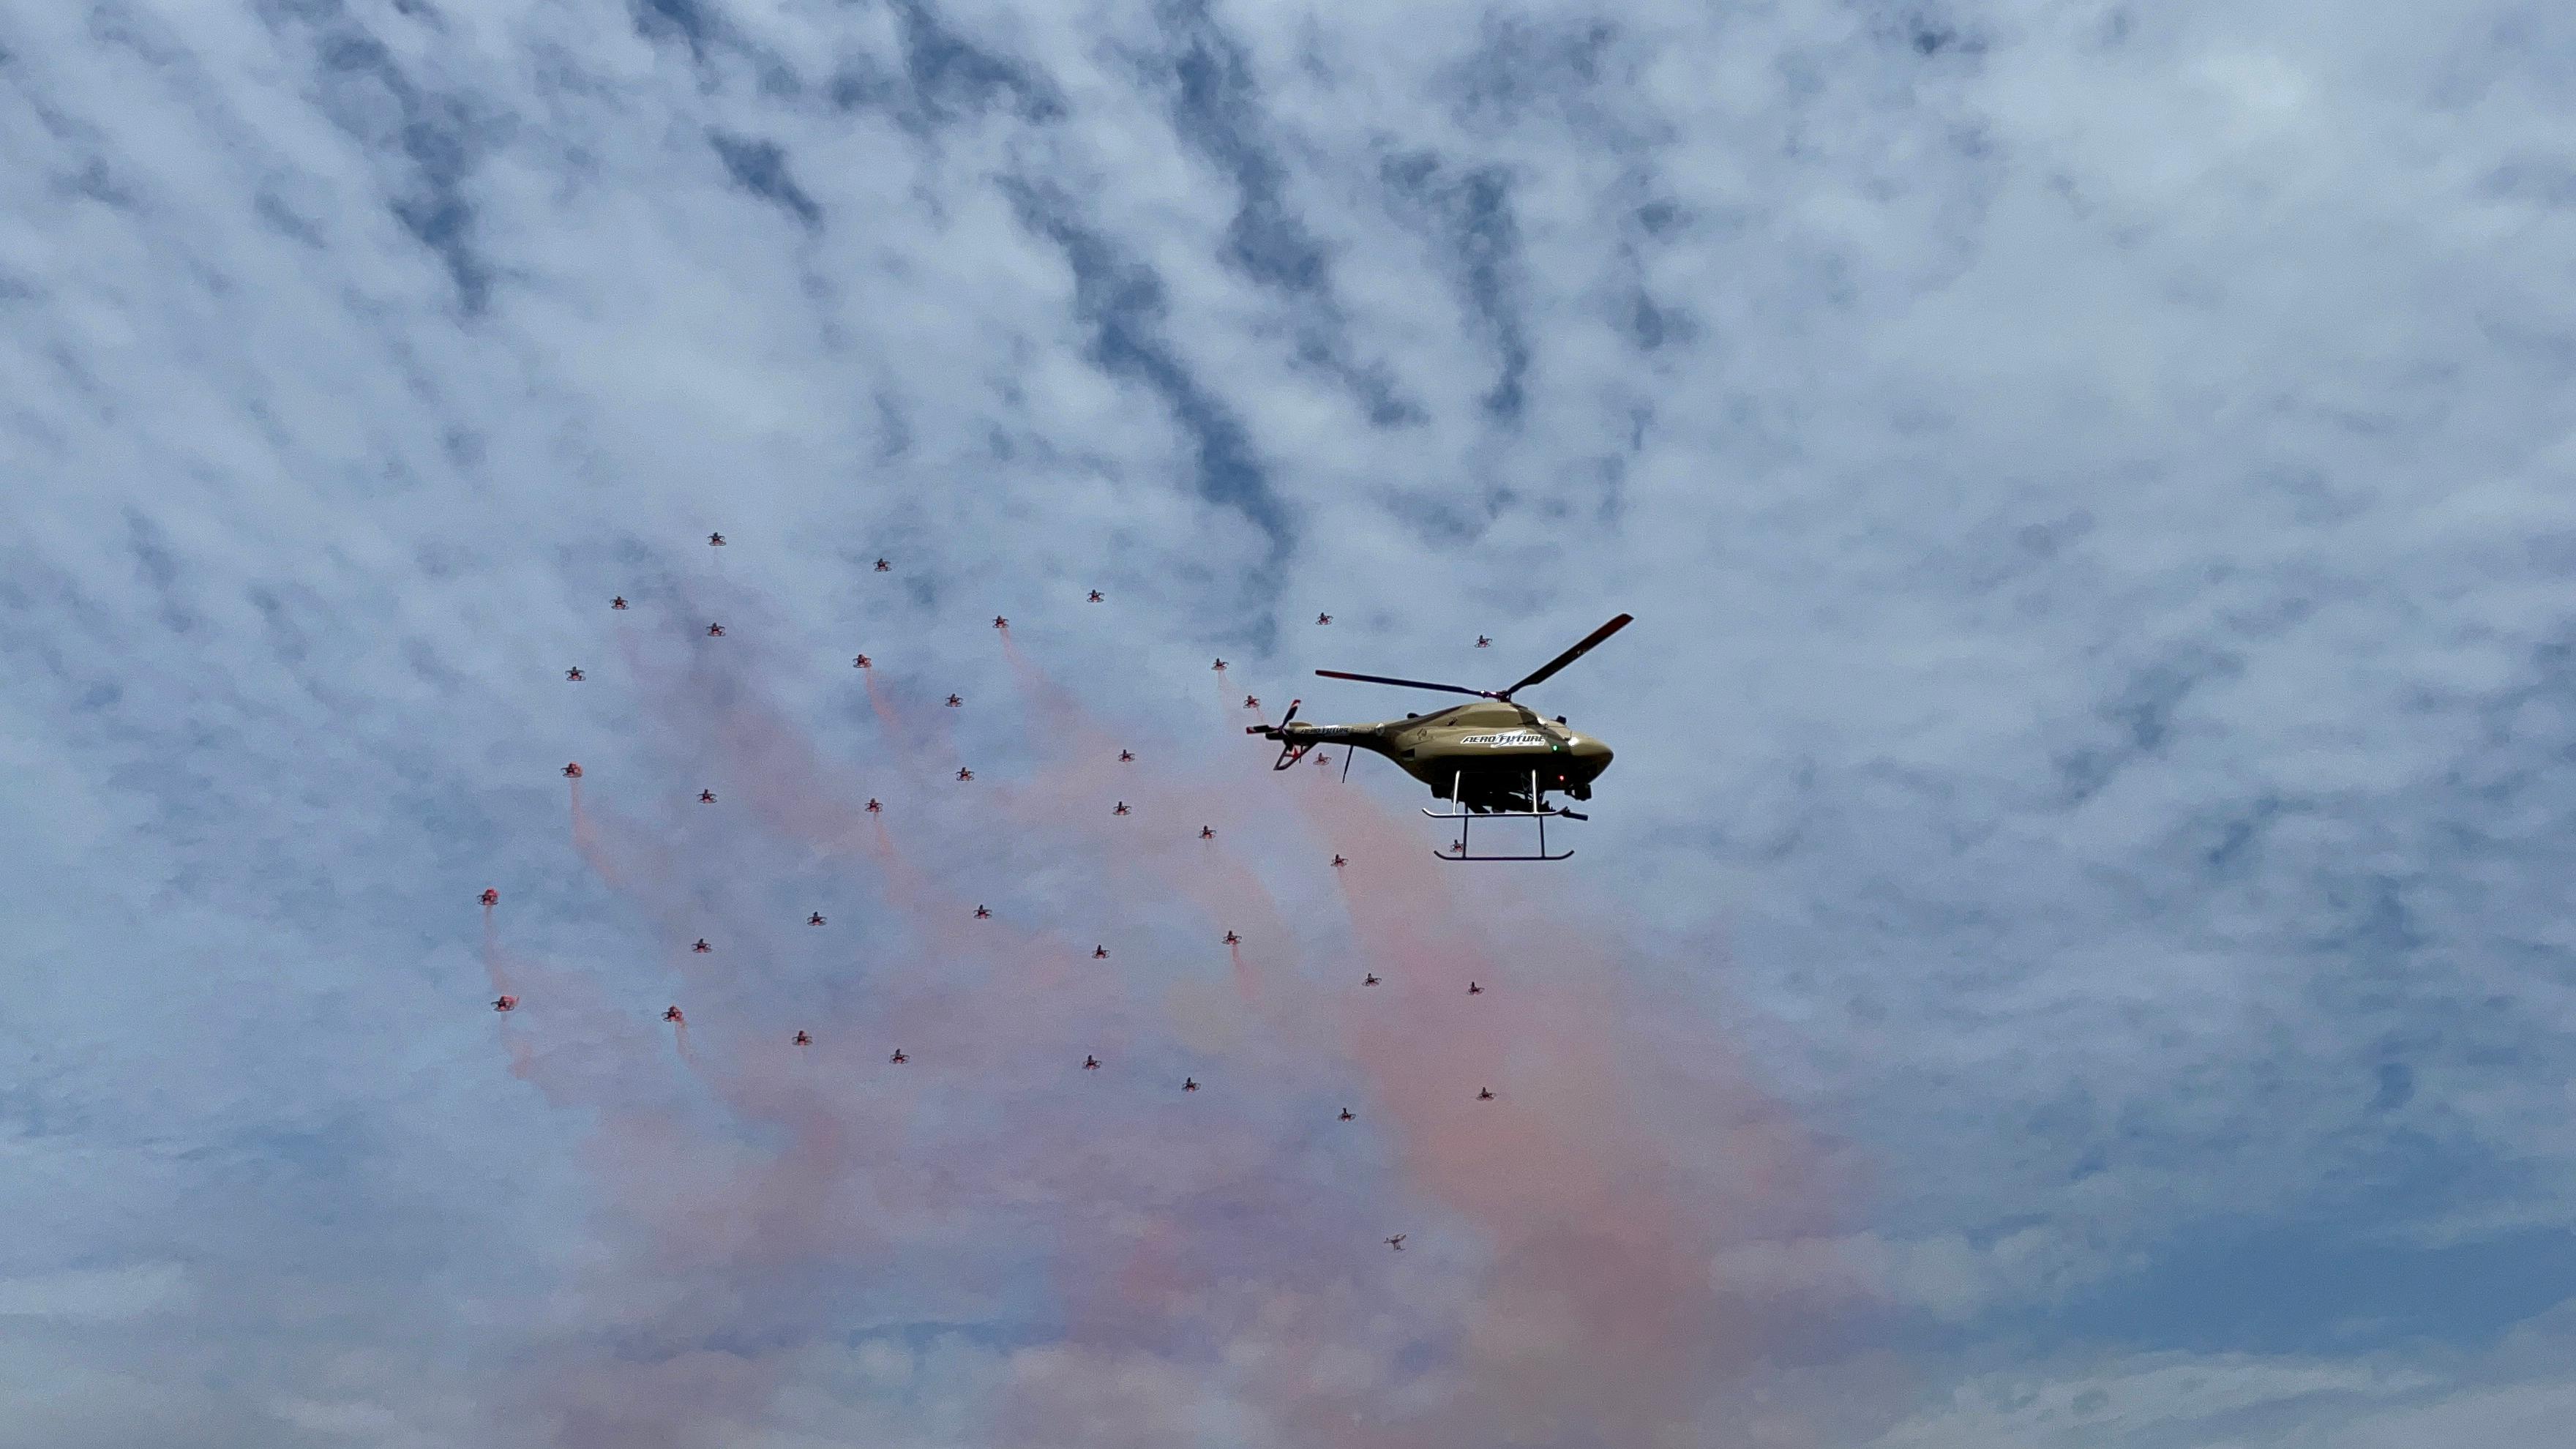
1423,768,1583,861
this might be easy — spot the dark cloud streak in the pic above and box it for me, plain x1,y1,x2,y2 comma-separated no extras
1381,151,1529,422
1006,184,1296,589
1153,0,1417,425
708,132,822,232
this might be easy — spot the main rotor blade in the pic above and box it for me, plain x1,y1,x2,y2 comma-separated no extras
1314,669,1491,699
1498,613,1633,700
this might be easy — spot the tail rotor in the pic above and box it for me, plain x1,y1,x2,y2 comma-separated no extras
1248,698,1309,770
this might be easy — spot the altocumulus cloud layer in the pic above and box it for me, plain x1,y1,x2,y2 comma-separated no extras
7,0,2576,1444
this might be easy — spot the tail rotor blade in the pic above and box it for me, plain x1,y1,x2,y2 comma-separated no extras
1263,699,1306,769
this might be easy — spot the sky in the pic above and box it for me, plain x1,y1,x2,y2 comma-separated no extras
6,0,2576,1444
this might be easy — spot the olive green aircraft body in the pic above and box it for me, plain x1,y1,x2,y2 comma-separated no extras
1248,614,1631,858
1256,700,1613,807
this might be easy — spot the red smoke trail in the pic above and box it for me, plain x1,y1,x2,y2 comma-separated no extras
480,899,514,997
1282,782,1823,1445
984,651,1786,1414
541,1351,772,1449
995,629,1046,700
496,585,1839,1449
471,853,912,1445
926,702,966,779
869,811,1082,1003
852,667,1251,1069
565,773,691,910
981,640,1836,1445
478,899,535,1081
1224,939,1254,1002
602,611,883,869
473,910,689,1117
994,629,1102,749
566,775,605,883
629,634,1131,1082
861,664,903,739
706,698,882,860
991,645,1308,1030
561,774,719,976
973,657,1408,1434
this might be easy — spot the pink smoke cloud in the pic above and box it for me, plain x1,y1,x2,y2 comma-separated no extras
478,592,1859,1447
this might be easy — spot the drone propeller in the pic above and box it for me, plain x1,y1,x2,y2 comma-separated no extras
1314,615,1633,703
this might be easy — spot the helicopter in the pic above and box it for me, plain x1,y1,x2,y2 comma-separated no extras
1247,614,1629,861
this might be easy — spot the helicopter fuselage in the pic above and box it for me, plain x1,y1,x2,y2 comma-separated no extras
1272,700,1613,809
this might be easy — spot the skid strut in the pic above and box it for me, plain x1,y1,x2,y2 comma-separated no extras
1423,767,1577,861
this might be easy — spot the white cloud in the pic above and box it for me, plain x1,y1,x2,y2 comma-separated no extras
0,1263,188,1322
1856,1314,2576,1449
8,0,2576,1441
1865,1353,2442,1449
1712,1225,2117,1324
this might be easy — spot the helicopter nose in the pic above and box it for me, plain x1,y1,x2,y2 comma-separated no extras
1567,734,1612,767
